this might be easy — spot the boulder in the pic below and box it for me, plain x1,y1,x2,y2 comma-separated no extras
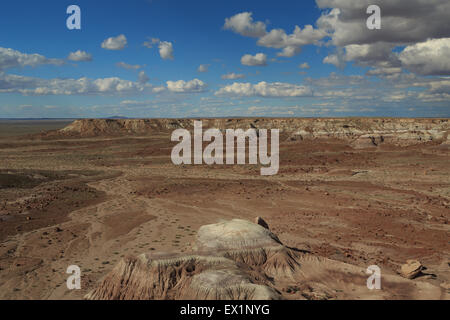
400,260,423,279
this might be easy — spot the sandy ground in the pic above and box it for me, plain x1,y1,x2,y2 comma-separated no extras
0,121,449,299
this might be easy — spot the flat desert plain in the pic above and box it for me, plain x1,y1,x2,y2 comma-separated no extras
0,118,449,300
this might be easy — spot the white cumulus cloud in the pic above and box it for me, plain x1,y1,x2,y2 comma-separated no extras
323,54,344,68
67,50,92,62
399,38,450,75
101,34,128,50
144,38,174,60
158,41,174,60
224,12,326,58
166,79,207,93
316,1,450,76
223,12,267,38
241,53,267,66
258,25,326,52
0,72,153,96
215,81,313,97
0,47,64,70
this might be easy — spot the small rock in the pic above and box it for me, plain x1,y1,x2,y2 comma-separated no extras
400,260,423,279
255,217,270,230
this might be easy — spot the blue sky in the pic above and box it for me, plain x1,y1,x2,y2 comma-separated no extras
0,0,449,118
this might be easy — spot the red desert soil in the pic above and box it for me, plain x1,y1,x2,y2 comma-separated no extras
0,118,448,299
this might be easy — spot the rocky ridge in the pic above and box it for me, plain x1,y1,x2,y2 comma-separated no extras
46,118,450,148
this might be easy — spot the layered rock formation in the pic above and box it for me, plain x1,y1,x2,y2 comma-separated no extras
86,219,446,300
48,118,449,148
85,219,294,300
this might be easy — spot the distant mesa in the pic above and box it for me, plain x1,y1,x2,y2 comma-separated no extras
34,118,449,149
